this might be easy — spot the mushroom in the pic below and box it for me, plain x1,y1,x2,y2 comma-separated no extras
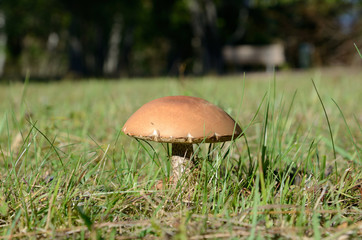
122,96,242,183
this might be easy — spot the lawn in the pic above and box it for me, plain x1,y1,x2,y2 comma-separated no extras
0,67,361,239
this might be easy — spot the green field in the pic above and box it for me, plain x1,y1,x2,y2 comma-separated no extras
0,68,361,239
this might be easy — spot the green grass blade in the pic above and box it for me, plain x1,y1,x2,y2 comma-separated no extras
258,101,269,204
320,137,353,160
20,71,30,107
0,113,6,135
311,79,336,159
27,120,65,168
353,114,362,135
331,98,361,163
354,43,362,58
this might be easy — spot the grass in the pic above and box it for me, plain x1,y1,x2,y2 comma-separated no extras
0,67,361,239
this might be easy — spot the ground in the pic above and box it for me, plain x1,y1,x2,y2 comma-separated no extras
0,67,361,239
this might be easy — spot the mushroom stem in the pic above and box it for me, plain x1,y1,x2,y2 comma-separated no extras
171,143,194,182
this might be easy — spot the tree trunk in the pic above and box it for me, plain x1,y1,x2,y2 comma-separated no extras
104,15,122,77
188,0,221,74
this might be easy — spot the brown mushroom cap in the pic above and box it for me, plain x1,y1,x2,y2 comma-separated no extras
122,96,242,143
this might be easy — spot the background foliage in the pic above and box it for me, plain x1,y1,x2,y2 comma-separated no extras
1,0,361,79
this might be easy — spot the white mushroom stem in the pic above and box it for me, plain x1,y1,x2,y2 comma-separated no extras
171,143,194,183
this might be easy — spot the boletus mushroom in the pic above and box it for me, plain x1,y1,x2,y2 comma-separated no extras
122,96,242,184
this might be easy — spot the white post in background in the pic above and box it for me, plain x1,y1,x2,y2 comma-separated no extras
104,15,122,76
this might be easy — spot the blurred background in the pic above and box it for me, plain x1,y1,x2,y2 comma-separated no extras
0,0,361,80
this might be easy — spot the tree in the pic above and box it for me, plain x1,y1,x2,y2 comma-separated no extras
1,0,361,79
2,0,69,77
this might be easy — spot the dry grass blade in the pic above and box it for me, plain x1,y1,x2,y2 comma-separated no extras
324,221,362,240
0,220,151,239
10,132,23,154
190,229,251,239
